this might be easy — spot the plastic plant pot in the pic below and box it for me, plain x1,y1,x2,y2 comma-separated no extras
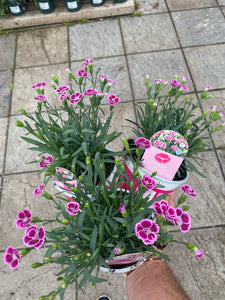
114,0,127,3
90,0,105,7
36,0,54,14
6,0,26,16
64,0,81,12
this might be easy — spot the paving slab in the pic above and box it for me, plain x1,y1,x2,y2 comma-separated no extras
5,114,41,174
0,118,8,174
173,150,225,228
200,89,225,148
11,63,69,115
135,0,168,14
167,0,217,11
100,101,136,152
0,171,62,249
120,14,179,54
222,6,225,16
165,227,225,300
69,19,124,61
78,270,127,300
0,34,16,71
71,56,133,102
127,50,193,100
218,0,225,5
216,149,225,176
0,70,12,117
0,248,75,300
16,26,68,68
184,44,225,91
172,8,225,47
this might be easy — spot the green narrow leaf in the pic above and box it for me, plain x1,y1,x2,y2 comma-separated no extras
90,226,98,252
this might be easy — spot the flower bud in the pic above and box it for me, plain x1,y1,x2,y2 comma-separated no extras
52,243,58,248
202,109,209,117
134,171,139,176
15,120,24,127
68,72,75,80
85,202,90,208
115,158,120,168
31,217,42,223
122,138,130,153
19,108,27,115
62,219,69,224
216,125,224,131
42,191,53,200
49,295,56,300
86,156,91,166
19,248,31,257
70,256,80,261
31,263,44,268
136,147,143,157
71,187,78,192
138,207,144,212
61,279,67,289
44,257,53,263
52,75,59,84
79,176,83,182
92,283,96,289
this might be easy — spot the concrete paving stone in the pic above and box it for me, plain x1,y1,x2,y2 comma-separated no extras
172,8,225,47
165,227,225,300
69,19,124,61
120,14,179,54
5,114,41,174
200,89,225,148
0,34,16,71
127,50,193,100
100,101,137,152
173,150,225,228
167,0,217,11
78,270,127,300
135,0,168,14
218,0,225,5
0,248,75,300
216,149,225,176
16,26,68,68
0,70,12,117
0,171,63,249
11,63,69,115
222,6,225,16
0,118,8,174
71,56,133,102
184,44,225,91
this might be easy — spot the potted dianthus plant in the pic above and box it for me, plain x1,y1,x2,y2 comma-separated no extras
5,0,26,16
16,58,123,195
125,75,225,198
4,153,203,299
63,0,81,12
89,0,105,7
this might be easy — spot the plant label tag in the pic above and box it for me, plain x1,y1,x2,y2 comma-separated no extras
67,1,78,9
10,6,21,13
142,130,188,180
39,2,50,9
93,0,103,3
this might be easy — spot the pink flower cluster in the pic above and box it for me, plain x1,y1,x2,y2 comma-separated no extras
98,74,108,80
38,155,54,168
83,88,99,97
153,79,168,84
135,137,151,149
153,140,166,149
77,69,88,77
135,219,159,245
23,225,45,249
118,203,125,212
141,175,156,190
152,200,191,232
107,94,120,106
32,82,47,89
169,79,189,91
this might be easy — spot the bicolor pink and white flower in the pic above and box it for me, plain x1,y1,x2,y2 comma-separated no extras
15,209,32,229
135,137,151,149
141,175,156,190
33,184,45,197
77,69,88,77
135,219,159,245
195,249,204,258
32,82,47,89
66,201,80,215
33,94,47,101
180,85,189,91
118,203,125,212
204,84,212,91
23,225,45,249
59,94,68,101
82,58,94,66
70,92,83,104
38,156,54,168
4,246,21,269
107,78,116,85
83,88,99,97
98,74,108,80
114,247,120,254
56,85,70,93
107,94,120,106
181,184,197,198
